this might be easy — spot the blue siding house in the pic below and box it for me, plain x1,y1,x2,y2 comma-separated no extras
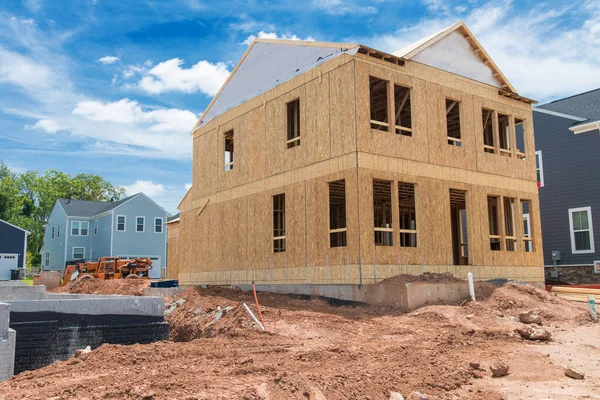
0,219,30,280
533,89,600,282
40,193,168,278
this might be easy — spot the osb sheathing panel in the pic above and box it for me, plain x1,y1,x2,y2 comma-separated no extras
304,75,331,165
166,222,180,279
473,96,537,181
425,83,478,171
193,130,218,199
195,54,355,137
329,61,357,158
355,60,429,163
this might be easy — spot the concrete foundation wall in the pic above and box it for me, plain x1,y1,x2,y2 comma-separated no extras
238,281,470,311
0,303,16,382
2,282,168,375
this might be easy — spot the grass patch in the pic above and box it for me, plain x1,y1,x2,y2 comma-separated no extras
21,277,34,286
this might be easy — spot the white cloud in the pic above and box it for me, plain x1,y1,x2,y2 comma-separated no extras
230,15,275,33
121,180,166,197
134,58,230,96
98,56,119,64
26,119,63,133
358,0,600,102
313,0,377,16
0,48,53,90
242,31,316,46
23,0,42,12
185,183,192,191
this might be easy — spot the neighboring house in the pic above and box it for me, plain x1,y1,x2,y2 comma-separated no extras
532,88,600,283
174,21,545,287
166,212,180,280
0,219,30,280
40,193,168,278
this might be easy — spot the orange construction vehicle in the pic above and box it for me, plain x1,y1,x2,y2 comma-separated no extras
62,257,152,286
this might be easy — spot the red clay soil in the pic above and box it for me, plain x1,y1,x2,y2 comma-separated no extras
2,282,596,400
49,276,150,296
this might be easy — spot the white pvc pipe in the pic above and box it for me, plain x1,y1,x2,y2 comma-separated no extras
588,295,598,323
242,302,266,331
468,272,476,302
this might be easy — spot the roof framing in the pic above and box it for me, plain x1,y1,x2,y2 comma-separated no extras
399,21,518,95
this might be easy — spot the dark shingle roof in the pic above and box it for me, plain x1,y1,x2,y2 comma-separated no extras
167,213,180,222
537,88,600,124
58,194,138,217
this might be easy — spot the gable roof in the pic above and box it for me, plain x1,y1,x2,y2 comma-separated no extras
58,194,138,217
194,39,361,130
537,88,600,125
193,21,529,130
0,219,30,234
394,21,517,94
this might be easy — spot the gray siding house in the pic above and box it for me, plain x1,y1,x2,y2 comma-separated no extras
41,193,168,278
0,219,30,280
533,88,600,281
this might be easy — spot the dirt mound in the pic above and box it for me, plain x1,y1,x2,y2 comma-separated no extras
479,283,588,323
166,287,269,341
50,276,150,296
380,272,463,285
4,282,596,399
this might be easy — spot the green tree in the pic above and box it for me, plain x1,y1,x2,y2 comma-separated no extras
0,161,125,267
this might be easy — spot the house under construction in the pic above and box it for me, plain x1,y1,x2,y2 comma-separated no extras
168,21,544,286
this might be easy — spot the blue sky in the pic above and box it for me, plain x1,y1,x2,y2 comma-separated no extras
1,0,599,214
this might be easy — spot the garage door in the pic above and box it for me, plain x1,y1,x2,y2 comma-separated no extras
0,254,18,280
118,255,161,279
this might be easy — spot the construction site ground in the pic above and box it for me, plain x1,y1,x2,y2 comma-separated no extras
1,277,598,400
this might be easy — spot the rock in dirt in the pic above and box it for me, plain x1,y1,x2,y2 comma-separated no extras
565,367,585,380
389,392,404,400
490,363,509,378
139,392,155,400
515,326,551,341
407,392,429,400
74,346,91,358
469,362,482,370
519,312,543,325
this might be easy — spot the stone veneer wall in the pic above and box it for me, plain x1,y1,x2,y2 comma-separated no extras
545,265,600,285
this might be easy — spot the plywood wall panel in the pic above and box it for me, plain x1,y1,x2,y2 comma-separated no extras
330,61,357,158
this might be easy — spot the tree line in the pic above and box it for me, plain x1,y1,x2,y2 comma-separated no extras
0,161,124,267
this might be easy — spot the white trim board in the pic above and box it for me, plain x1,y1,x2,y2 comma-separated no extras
533,107,587,122
569,120,600,135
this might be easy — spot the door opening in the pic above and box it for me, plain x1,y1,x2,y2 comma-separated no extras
450,189,469,266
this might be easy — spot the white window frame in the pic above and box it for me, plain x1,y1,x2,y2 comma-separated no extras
116,215,126,232
45,251,50,267
523,213,532,252
136,216,145,233
535,150,544,187
94,220,98,235
568,206,595,254
72,247,85,260
71,221,80,236
51,226,55,240
80,221,89,236
154,217,163,233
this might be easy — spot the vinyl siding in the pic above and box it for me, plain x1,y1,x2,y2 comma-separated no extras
90,214,112,261
42,202,68,270
533,111,600,265
0,221,26,269
110,195,167,278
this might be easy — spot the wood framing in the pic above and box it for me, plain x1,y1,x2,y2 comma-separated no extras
174,23,544,286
